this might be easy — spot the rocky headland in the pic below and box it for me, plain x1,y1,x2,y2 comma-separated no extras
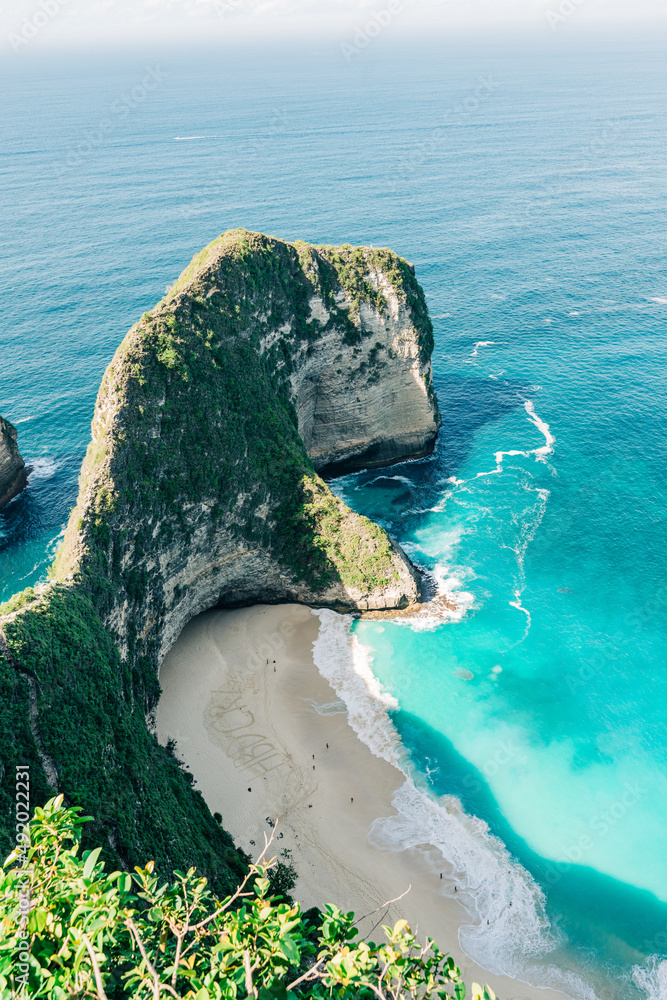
0,415,27,509
0,229,440,889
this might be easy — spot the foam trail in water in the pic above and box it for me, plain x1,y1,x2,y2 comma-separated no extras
649,297,667,305
429,478,465,512
633,957,667,999
474,401,555,480
509,594,532,642
504,485,550,642
312,610,597,1000
524,400,555,461
470,340,496,358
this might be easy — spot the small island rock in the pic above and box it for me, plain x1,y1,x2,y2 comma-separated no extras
0,415,28,509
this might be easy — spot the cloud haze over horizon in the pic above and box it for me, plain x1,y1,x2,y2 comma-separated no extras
2,0,666,54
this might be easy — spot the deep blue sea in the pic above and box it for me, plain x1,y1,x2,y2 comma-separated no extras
2,32,666,1000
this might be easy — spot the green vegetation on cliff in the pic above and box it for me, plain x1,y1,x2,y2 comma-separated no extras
1,799,495,999
0,589,245,896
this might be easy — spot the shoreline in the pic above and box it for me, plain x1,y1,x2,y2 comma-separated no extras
156,603,571,1000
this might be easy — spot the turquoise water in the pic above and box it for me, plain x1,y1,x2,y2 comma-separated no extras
2,36,666,999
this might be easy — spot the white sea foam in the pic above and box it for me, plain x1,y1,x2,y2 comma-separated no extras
428,478,465,512
312,610,596,1000
312,610,402,767
368,474,414,489
505,484,550,643
470,340,496,358
27,457,59,482
304,697,348,717
174,135,207,140
488,370,506,379
509,593,532,641
414,562,475,632
633,957,667,999
524,400,555,461
393,537,476,632
474,401,555,481
649,297,667,305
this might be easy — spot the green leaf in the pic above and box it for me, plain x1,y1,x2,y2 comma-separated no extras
82,847,102,881
255,878,270,898
258,984,288,1000
278,937,299,964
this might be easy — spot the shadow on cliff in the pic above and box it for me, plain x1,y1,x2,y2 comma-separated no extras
392,708,667,975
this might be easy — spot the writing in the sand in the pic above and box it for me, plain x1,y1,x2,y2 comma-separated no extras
205,690,282,776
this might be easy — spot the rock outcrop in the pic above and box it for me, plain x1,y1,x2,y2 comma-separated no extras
0,416,27,509
0,229,440,887
56,230,440,660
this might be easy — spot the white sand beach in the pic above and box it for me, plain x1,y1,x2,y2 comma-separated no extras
156,604,570,1000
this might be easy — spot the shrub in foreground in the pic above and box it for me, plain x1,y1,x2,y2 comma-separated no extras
1,797,496,999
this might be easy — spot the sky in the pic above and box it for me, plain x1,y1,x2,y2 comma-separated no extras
2,0,667,54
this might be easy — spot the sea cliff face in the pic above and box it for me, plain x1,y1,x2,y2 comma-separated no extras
0,230,440,887
0,416,27,509
56,230,439,660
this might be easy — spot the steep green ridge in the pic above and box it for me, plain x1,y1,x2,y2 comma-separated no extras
0,588,247,896
0,230,439,890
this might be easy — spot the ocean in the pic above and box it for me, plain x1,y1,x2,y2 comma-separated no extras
1,32,666,1000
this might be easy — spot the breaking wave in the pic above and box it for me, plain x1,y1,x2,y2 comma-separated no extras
312,609,597,1000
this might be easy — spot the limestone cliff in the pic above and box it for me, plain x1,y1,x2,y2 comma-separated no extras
0,230,440,888
56,230,439,659
0,415,27,509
